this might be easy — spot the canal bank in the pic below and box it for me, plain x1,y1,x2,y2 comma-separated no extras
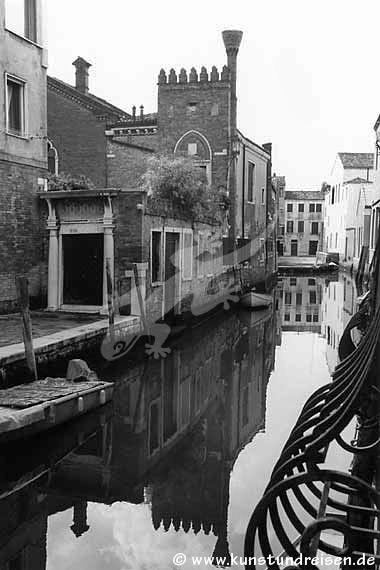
0,313,140,384
0,272,359,569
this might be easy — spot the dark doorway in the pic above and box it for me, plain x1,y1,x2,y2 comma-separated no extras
309,240,318,256
63,234,103,305
291,240,298,256
164,232,180,318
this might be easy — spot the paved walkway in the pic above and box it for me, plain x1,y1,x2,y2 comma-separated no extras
0,312,141,367
0,312,101,348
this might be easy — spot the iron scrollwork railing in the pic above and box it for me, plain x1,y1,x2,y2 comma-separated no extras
244,303,380,569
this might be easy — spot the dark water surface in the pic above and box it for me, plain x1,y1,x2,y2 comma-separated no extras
0,273,358,570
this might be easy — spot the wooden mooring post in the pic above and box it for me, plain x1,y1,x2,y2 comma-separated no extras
16,276,38,382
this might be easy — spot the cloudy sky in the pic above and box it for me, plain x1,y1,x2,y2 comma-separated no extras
43,0,379,189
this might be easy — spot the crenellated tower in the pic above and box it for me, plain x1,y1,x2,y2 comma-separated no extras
157,30,243,229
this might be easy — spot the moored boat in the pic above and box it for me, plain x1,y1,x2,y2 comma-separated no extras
239,291,273,310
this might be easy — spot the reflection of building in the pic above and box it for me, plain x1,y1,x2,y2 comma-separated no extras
321,273,358,372
0,308,278,567
283,191,325,257
280,276,323,332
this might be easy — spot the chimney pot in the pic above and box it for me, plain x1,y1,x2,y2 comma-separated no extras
72,57,92,94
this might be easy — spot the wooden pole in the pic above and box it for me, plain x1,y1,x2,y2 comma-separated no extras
106,258,115,345
16,276,37,381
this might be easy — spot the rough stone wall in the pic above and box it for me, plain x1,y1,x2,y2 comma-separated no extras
47,87,107,187
0,161,47,313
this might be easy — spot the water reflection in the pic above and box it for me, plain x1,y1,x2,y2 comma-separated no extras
0,274,359,569
0,307,278,569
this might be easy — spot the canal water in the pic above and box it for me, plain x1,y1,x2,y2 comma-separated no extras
0,273,359,570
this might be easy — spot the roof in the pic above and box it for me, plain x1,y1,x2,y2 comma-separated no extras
237,130,271,157
338,152,374,169
285,191,325,201
343,177,373,185
47,76,131,120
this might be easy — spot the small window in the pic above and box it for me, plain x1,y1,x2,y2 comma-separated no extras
6,75,26,137
295,314,302,322
309,291,317,304
298,221,304,233
284,313,290,322
197,232,205,277
285,292,292,305
309,203,315,213
306,314,312,323
290,277,297,286
308,278,316,286
187,102,197,113
188,143,197,156
313,314,319,323
151,231,162,283
298,203,304,213
280,225,285,236
48,141,58,174
211,103,219,116
287,221,294,233
247,162,255,203
296,293,302,305
261,188,265,205
311,222,319,235
287,203,293,213
316,203,322,213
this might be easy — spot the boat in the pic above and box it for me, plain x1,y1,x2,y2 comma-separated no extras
0,376,113,443
313,251,339,272
240,291,273,310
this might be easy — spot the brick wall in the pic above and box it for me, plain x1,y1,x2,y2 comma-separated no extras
157,79,230,191
47,88,107,187
0,161,47,313
107,140,153,189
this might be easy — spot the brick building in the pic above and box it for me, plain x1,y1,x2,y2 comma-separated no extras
44,30,276,319
0,0,48,313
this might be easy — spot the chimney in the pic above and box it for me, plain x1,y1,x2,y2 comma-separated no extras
72,57,92,94
222,30,243,242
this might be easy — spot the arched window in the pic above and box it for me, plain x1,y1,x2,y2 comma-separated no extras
47,140,58,174
174,130,212,184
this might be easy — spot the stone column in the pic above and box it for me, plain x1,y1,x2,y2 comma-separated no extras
47,200,59,310
125,263,148,316
102,198,115,314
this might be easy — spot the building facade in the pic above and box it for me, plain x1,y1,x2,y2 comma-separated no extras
324,153,374,267
44,31,276,318
283,191,324,257
272,175,286,255
0,0,48,313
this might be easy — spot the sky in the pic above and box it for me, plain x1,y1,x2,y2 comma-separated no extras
43,0,380,190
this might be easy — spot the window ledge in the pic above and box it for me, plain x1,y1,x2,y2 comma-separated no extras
5,28,43,49
6,131,29,141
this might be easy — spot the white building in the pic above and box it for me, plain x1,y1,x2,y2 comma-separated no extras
324,153,374,269
369,116,380,261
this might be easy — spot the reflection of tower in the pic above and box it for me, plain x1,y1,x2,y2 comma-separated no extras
70,501,90,537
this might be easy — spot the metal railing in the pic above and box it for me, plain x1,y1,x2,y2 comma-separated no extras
244,301,380,568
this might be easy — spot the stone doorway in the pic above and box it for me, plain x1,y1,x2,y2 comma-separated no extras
63,234,104,306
